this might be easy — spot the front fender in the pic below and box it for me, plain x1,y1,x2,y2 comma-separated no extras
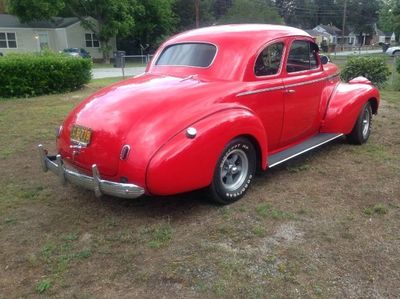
146,109,267,196
321,82,380,134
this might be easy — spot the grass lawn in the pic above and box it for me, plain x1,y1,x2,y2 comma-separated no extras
0,77,399,298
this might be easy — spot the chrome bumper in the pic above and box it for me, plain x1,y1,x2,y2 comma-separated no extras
38,144,145,199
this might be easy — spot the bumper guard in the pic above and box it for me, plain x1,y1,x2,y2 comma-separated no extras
38,144,145,199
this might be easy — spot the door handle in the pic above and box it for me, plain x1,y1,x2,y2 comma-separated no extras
286,89,296,94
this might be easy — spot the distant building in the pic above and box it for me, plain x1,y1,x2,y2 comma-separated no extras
313,24,344,44
0,14,117,59
371,24,395,45
304,29,331,46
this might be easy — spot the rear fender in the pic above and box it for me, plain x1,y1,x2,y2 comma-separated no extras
146,109,267,196
321,82,380,134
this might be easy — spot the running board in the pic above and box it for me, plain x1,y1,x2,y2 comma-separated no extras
268,133,343,168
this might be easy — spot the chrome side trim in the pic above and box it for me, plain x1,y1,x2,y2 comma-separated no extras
237,85,285,97
38,145,145,199
236,73,340,97
268,133,343,168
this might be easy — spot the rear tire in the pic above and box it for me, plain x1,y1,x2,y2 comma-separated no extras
209,137,256,205
347,102,372,145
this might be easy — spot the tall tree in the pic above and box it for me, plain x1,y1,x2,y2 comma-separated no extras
378,0,400,40
132,0,177,48
219,0,283,24
8,0,137,62
213,0,233,19
346,0,380,36
0,0,7,13
174,0,214,30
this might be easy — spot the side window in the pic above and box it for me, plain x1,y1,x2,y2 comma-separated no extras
254,42,284,77
286,40,319,73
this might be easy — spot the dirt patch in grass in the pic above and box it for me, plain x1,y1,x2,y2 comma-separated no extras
0,84,399,298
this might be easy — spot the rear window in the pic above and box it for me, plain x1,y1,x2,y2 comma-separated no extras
156,43,217,68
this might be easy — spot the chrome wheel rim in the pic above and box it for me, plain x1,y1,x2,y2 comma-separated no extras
220,149,248,192
362,108,370,138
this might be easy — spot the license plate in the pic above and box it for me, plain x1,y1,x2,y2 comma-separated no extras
70,125,92,145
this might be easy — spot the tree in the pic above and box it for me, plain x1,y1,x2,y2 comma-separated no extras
219,0,283,24
132,0,177,49
8,0,137,63
174,0,215,31
378,0,400,41
0,0,7,13
346,0,380,37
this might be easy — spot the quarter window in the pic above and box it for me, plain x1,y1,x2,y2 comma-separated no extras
85,33,99,48
286,41,319,73
254,42,284,76
0,32,17,48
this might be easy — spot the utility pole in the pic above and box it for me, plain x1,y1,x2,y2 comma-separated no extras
341,0,347,51
195,0,200,28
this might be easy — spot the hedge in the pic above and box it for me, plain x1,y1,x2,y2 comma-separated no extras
0,52,92,98
340,56,390,88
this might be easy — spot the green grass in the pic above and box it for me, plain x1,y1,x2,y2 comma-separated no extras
36,278,52,293
143,223,173,249
363,204,389,216
0,57,399,297
255,203,294,220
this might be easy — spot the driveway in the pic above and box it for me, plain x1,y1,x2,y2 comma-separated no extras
92,66,146,79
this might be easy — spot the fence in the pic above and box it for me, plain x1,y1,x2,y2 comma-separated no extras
114,54,154,78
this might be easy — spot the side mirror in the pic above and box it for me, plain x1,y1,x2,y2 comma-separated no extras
320,55,330,65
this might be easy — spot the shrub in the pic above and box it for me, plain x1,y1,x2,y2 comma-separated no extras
0,52,92,98
340,56,390,88
397,56,400,74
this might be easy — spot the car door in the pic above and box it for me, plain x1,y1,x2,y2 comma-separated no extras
239,40,286,152
280,39,325,147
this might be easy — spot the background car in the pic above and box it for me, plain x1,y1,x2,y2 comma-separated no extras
62,48,91,58
386,46,400,56
39,24,380,205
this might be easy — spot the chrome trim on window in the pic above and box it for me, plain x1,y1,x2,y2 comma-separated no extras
154,41,219,69
38,144,145,199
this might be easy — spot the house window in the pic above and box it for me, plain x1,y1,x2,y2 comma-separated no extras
85,33,99,48
0,32,17,48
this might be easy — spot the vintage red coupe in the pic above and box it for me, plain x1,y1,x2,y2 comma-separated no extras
38,24,380,204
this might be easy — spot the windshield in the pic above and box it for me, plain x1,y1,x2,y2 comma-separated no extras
156,43,217,68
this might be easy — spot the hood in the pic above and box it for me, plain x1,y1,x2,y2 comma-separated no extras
58,74,239,177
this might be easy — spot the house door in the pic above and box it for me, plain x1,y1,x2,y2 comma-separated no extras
37,33,49,51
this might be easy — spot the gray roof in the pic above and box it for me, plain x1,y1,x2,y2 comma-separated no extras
305,29,330,37
0,14,80,28
317,24,342,35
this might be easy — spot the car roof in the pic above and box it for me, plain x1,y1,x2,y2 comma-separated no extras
167,24,310,46
150,24,313,81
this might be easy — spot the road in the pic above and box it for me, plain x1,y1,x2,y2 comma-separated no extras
92,66,146,79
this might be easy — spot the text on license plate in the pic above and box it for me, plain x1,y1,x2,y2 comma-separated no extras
70,125,92,145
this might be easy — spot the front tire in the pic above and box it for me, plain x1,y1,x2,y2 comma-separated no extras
209,137,256,204
347,102,372,144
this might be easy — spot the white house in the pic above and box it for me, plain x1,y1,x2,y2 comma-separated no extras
313,24,344,44
0,14,116,59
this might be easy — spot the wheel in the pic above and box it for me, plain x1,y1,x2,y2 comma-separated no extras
347,102,372,144
209,137,256,204
393,51,400,56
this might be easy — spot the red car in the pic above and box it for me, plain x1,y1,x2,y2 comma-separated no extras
39,24,379,204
